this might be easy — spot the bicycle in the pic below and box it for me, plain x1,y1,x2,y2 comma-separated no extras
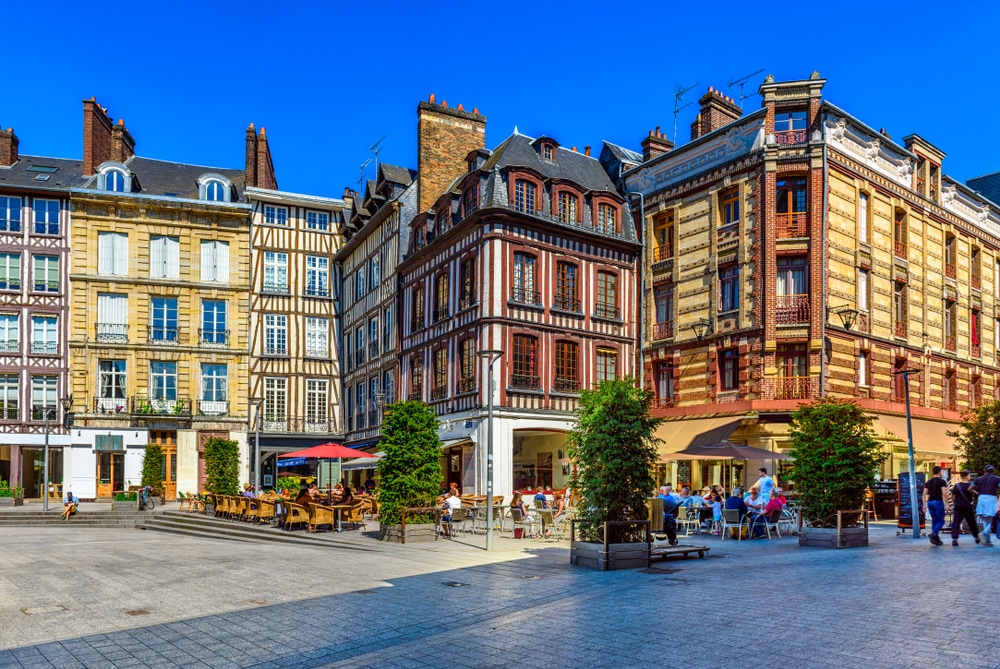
139,487,155,511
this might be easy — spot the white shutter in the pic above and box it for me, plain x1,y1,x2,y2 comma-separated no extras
216,242,229,283
166,237,179,279
200,241,214,282
114,233,128,276
98,294,127,325
98,233,112,275
150,236,164,278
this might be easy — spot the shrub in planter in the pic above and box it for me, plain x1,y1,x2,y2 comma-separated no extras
141,445,165,489
788,397,886,530
569,377,662,545
203,437,240,497
376,401,442,533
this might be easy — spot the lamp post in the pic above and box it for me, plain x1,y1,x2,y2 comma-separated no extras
250,397,263,493
830,305,859,330
893,369,921,539
690,318,712,341
477,349,504,551
42,396,73,512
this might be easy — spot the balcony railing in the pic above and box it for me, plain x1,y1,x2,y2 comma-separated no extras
199,328,230,347
894,242,907,259
94,397,127,414
774,130,807,145
31,407,60,421
408,391,422,401
96,323,128,343
431,385,448,400
776,295,809,324
306,418,334,433
0,406,16,420
305,347,329,359
198,400,229,416
511,374,541,391
304,285,330,298
945,263,956,279
594,303,621,320
458,377,476,394
262,281,289,295
30,341,57,355
148,327,179,344
776,213,808,238
554,377,579,393
553,294,581,312
263,346,288,357
972,343,982,358
895,321,907,339
131,397,192,417
33,280,58,293
260,417,339,434
972,275,981,290
654,397,676,409
946,335,956,352
459,291,477,310
411,316,425,332
0,340,18,353
764,376,819,401
432,306,449,323
653,321,673,340
510,287,541,306
653,245,674,262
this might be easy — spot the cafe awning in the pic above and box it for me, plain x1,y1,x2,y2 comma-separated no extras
655,416,745,457
441,437,473,450
872,414,958,458
342,452,385,471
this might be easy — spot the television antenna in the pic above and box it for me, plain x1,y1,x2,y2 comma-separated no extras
673,82,700,144
357,158,372,188
369,135,387,174
728,69,765,109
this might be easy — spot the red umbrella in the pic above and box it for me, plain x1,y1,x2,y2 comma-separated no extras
277,443,378,460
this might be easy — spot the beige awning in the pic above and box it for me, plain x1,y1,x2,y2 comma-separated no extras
655,416,745,458
872,414,958,458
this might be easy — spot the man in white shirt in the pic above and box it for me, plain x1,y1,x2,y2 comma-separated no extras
744,488,765,513
754,468,776,504
441,491,463,537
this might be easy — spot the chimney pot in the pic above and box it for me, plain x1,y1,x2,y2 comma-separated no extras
571,146,577,152
457,103,464,111
429,93,436,103
584,145,591,156
441,100,448,108
473,108,479,115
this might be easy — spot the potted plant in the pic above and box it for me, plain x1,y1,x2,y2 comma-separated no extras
202,437,241,497
569,377,662,570
788,397,887,548
112,489,137,511
377,400,443,543
0,480,24,506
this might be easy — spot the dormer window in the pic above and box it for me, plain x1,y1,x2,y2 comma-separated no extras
774,110,807,145
97,163,132,193
543,145,553,160
197,174,232,203
464,185,479,216
106,169,126,192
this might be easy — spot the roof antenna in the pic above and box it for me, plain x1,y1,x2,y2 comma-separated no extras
369,135,387,175
357,158,372,189
728,68,765,109
673,82,699,145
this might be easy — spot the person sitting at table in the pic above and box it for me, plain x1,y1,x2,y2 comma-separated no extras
293,486,312,508
764,491,785,515
552,492,567,519
510,491,534,523
775,487,788,506
744,488,767,537
279,488,291,500
449,482,460,497
440,490,462,537
724,488,748,515
339,484,354,507
533,490,549,508
243,484,256,498
364,477,376,493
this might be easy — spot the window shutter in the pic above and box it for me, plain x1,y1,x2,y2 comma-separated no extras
114,233,128,276
200,241,214,282
150,236,164,278
217,242,229,283
166,237,179,279
98,233,112,275
98,294,127,325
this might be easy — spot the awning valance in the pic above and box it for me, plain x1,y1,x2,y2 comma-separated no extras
441,437,473,450
654,416,745,456
342,452,385,471
872,414,958,458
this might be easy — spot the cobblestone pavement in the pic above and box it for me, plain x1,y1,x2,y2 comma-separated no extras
0,523,996,668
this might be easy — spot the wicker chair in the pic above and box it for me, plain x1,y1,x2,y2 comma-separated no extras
345,503,367,530
283,503,310,531
257,499,276,525
178,492,192,512
213,495,228,518
308,503,337,533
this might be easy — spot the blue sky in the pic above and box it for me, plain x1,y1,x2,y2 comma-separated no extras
3,1,999,198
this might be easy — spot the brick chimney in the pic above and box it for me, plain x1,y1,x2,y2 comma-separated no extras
641,126,674,161
245,124,278,190
82,97,114,175
690,87,743,140
110,119,135,163
0,127,18,167
417,94,486,213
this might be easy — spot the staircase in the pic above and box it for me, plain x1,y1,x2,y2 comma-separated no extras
0,509,159,528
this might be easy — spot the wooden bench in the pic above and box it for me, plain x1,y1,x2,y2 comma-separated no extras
650,544,711,560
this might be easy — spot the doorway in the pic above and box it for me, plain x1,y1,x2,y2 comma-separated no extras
96,452,125,498
151,431,177,500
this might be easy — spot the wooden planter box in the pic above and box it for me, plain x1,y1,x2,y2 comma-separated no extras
380,523,437,543
0,496,23,506
570,540,650,570
111,500,137,512
799,510,869,548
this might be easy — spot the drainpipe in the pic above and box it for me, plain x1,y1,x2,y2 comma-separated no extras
625,190,645,390
820,138,828,397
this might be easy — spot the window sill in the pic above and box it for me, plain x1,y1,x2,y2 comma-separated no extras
550,307,584,318
28,351,60,357
304,293,332,300
591,313,623,324
508,299,544,311
550,390,580,398
507,386,544,395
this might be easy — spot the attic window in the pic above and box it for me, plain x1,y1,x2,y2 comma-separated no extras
197,174,232,203
26,165,58,174
543,145,553,160
33,174,51,182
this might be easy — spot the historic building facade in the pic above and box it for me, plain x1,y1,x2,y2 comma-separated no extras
626,74,1000,489
67,100,253,500
0,128,78,497
398,98,640,499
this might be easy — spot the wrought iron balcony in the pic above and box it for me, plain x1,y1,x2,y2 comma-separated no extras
306,418,334,433
431,385,448,400
432,306,449,323
511,374,541,391
895,322,907,339
459,291,477,310
763,376,819,401
304,285,330,298
457,377,476,394
198,400,229,416
131,397,192,417
31,407,61,421
553,294,581,312
259,416,338,434
776,295,809,324
0,406,17,420
510,287,541,306
554,377,579,393
593,303,621,320
945,263,956,279
776,213,808,238
305,347,329,359
199,328,230,347
654,396,676,409
411,315,425,332
367,410,379,426
653,321,673,340
407,390,422,401
96,324,128,343
94,397,127,414
263,346,288,357
30,341,57,355
894,242,907,259
653,245,674,262
148,327,179,344
774,129,807,145
262,281,289,295
0,340,19,353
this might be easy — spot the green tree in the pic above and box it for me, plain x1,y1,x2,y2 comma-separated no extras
376,401,443,526
788,397,886,528
202,437,240,496
950,399,1000,475
140,445,165,488
569,377,662,543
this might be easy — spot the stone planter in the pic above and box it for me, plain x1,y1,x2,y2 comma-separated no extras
799,510,869,549
380,523,437,543
570,540,650,570
111,500,137,512
0,496,21,507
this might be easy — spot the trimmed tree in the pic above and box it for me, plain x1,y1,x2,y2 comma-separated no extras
376,401,443,526
202,437,240,497
569,377,662,543
140,445,165,488
950,399,1000,475
788,397,886,528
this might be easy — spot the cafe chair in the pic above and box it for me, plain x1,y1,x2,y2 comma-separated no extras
257,499,276,525
441,507,469,537
308,503,336,533
676,506,700,536
178,492,192,512
762,508,783,539
721,508,749,541
345,503,367,530
283,503,310,532
509,507,537,539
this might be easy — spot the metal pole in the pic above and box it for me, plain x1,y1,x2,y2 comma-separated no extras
486,360,495,551
254,402,262,494
43,412,50,511
903,372,919,539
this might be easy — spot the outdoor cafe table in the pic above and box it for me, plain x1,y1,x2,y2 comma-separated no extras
327,504,353,532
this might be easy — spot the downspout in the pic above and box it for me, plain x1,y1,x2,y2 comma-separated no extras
625,190,645,390
820,137,828,397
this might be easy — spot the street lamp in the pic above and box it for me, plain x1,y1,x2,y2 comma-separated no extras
250,397,264,493
893,369,921,539
477,349,504,551
690,318,712,341
42,396,73,512
829,305,859,330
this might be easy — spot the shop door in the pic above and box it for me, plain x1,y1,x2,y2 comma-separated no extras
151,431,177,500
96,452,125,498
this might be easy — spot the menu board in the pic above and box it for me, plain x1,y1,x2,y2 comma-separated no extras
897,472,926,530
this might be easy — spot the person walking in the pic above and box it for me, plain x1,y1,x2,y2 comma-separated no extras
754,468,776,504
658,485,680,546
923,466,948,546
950,470,980,547
971,465,1000,546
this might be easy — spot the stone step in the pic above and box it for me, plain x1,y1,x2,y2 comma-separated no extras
140,512,377,550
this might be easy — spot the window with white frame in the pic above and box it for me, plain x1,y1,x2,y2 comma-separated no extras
0,374,16,419
305,317,328,358
263,251,288,293
356,325,365,364
32,255,58,292
305,256,329,297
858,192,869,242
370,254,380,286
97,360,126,412
201,300,227,345
32,199,59,235
858,268,869,311
369,317,378,357
203,180,228,202
369,377,380,423
858,351,868,387
0,196,21,232
306,211,329,231
104,169,127,193
97,293,127,341
264,377,288,426
0,314,18,352
98,232,128,276
30,375,57,421
150,361,177,401
264,314,287,356
356,264,366,299
200,363,228,414
150,236,179,279
0,253,19,291
306,379,329,427
150,297,178,343
263,205,288,226
356,383,366,428
31,315,57,355
200,240,230,283
383,370,394,404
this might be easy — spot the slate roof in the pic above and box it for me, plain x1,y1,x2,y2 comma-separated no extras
380,163,417,186
602,141,643,165
484,133,619,193
967,172,1000,209
108,156,245,200
0,155,88,190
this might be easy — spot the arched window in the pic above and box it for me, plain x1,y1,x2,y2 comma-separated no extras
512,334,539,390
204,180,227,202
514,180,536,214
98,164,131,193
597,204,618,235
106,169,126,192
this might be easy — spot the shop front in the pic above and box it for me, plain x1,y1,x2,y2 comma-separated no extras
0,434,72,499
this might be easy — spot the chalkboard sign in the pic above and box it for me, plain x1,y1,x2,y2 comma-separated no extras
897,472,926,530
